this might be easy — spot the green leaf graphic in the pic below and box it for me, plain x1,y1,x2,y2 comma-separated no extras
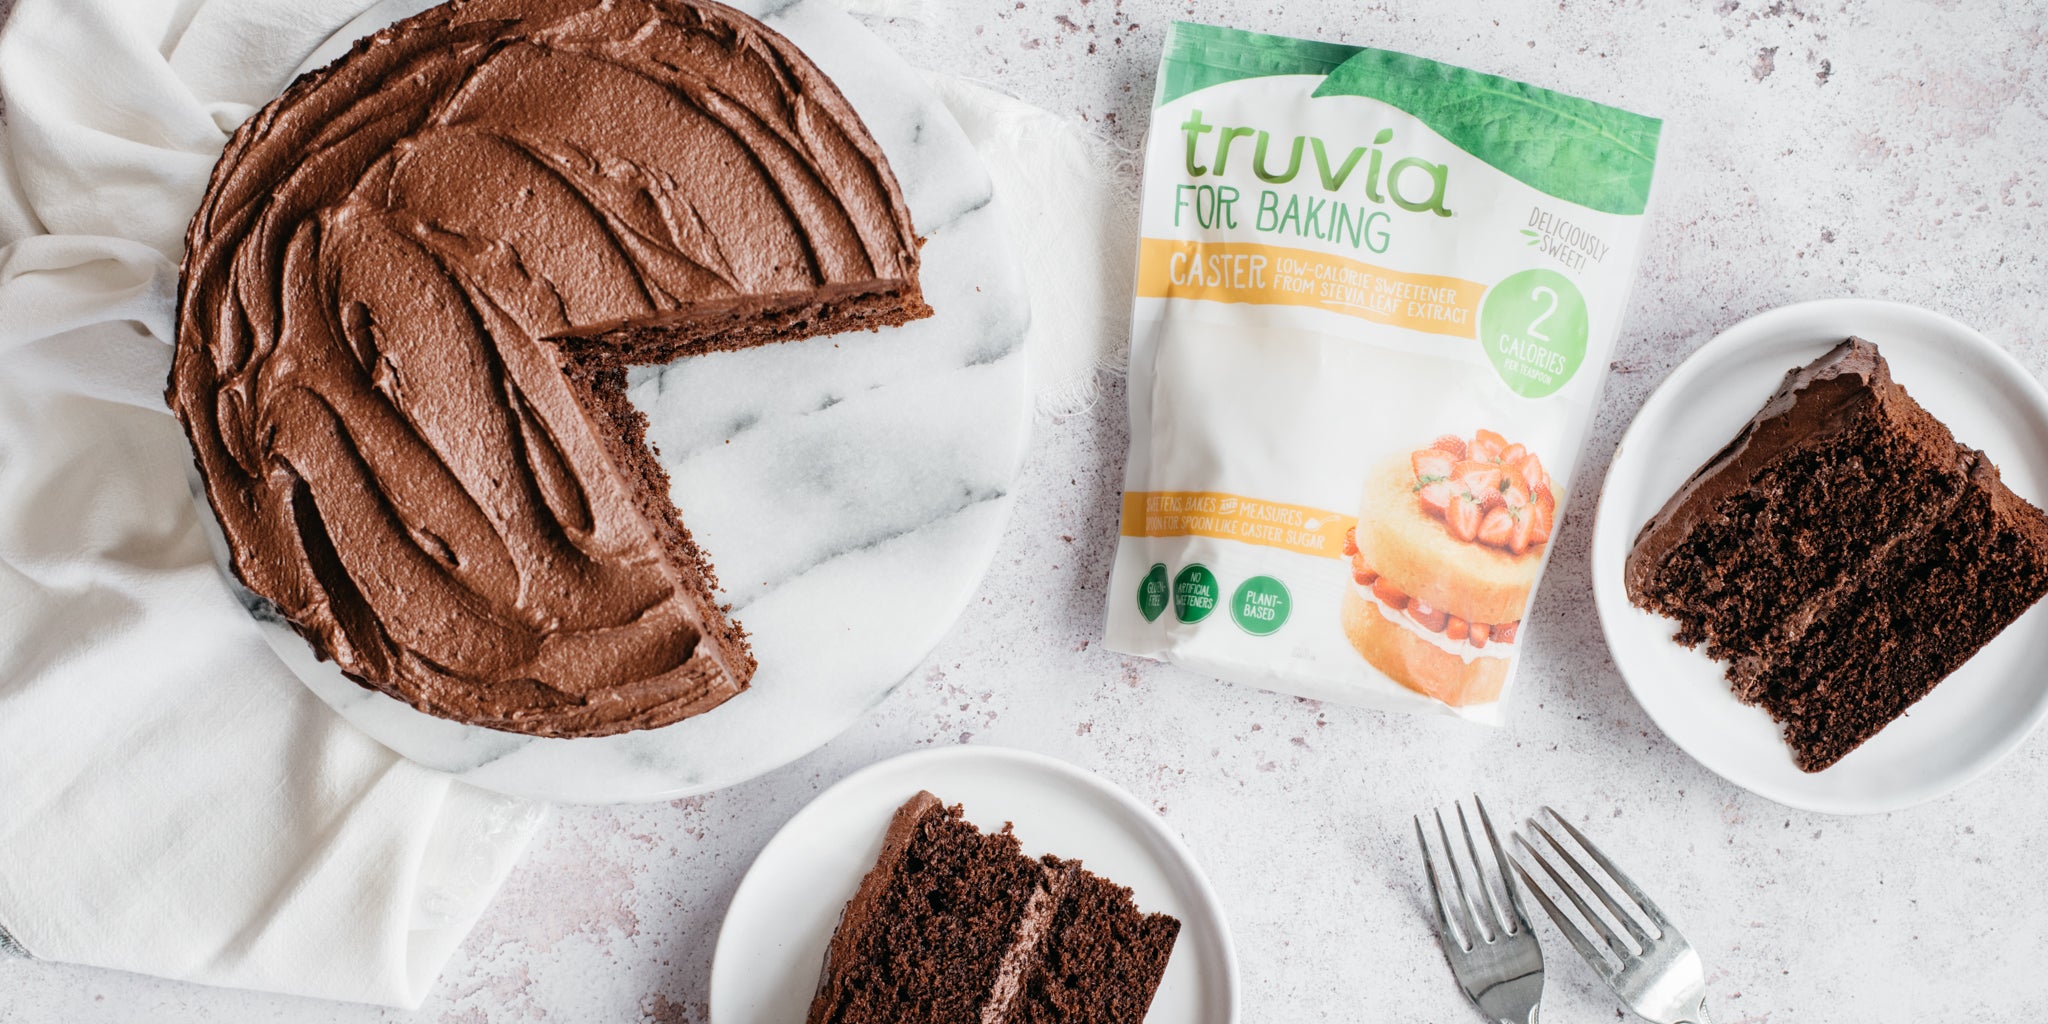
1313,48,1660,215
1156,23,1662,217
1155,22,1361,106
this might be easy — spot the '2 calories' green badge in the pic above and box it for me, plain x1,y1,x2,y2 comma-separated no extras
1481,268,1588,399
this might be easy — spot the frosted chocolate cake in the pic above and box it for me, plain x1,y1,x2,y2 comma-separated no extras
168,0,930,736
1626,339,2048,770
808,792,1181,1024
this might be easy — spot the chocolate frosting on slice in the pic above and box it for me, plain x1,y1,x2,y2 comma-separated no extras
1624,336,2048,771
981,863,1071,1024
169,0,926,736
1624,338,1887,604
809,789,947,1017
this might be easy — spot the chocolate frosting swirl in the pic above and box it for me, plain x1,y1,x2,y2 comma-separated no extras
169,0,924,736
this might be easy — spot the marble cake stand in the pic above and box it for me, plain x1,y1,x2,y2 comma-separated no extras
193,0,1032,803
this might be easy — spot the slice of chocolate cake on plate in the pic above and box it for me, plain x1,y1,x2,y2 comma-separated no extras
808,791,1181,1024
1626,338,2048,771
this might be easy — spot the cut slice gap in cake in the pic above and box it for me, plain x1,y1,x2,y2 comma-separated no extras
552,280,936,712
171,0,943,737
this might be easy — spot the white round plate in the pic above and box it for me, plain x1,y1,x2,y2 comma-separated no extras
709,746,1240,1024
1591,299,2048,815
192,0,1030,802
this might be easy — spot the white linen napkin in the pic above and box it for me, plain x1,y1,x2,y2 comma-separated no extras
0,0,1129,1008
920,72,1142,414
0,0,546,1004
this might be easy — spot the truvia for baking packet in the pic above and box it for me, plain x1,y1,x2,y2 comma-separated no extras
1104,24,1662,723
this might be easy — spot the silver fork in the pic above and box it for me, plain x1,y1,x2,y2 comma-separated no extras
1512,808,1715,1024
1416,796,1544,1024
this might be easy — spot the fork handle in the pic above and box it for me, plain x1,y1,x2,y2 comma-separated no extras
1677,996,1715,1024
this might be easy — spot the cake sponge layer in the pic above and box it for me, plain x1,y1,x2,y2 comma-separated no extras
1740,459,2048,770
1358,460,1544,626
809,792,1180,1024
1626,338,2048,771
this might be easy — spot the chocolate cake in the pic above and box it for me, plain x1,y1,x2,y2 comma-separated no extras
1626,339,2048,770
808,792,1181,1024
167,0,931,736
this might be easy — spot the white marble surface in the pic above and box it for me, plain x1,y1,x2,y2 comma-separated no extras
215,0,1032,802
6,0,2048,1021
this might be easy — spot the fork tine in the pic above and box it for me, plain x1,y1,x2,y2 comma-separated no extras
1416,815,1472,950
1471,795,1528,934
1436,807,1495,944
1544,808,1672,937
1516,826,1633,962
1530,812,1654,947
1510,842,1615,979
1456,801,1509,935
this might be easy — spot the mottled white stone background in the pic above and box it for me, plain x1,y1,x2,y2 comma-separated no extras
4,0,2046,1021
